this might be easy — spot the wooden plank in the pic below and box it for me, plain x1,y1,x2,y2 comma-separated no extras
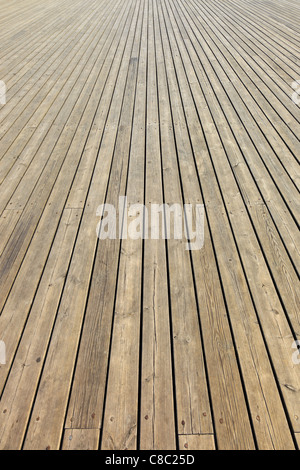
179,434,215,450
0,209,21,256
139,0,176,450
100,0,146,451
295,433,300,449
62,429,100,450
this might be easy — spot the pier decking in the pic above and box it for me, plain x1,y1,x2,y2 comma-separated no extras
0,0,299,450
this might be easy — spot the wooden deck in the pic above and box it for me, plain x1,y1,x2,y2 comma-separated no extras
0,0,299,450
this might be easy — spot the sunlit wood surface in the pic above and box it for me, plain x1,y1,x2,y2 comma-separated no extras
0,0,299,450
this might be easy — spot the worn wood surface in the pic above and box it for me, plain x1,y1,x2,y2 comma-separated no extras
0,0,299,450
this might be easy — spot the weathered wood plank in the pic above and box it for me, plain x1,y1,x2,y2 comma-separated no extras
62,429,100,450
178,434,215,450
